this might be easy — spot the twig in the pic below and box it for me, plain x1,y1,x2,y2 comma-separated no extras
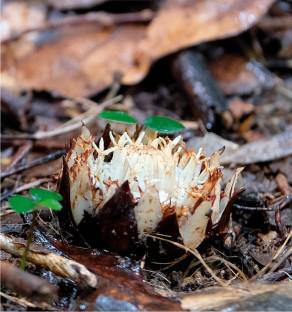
258,16,292,31
275,173,291,196
1,178,52,201
152,254,188,271
0,261,57,301
3,10,154,43
277,85,292,101
181,120,200,130
19,210,38,270
0,291,38,308
145,233,228,287
238,195,292,214
4,142,32,172
275,207,285,237
259,267,292,282
171,50,227,130
267,247,292,275
253,231,292,280
0,207,14,217
59,96,102,127
1,138,66,150
0,233,97,288
1,95,122,141
104,73,122,101
1,150,65,179
206,255,247,281
233,204,273,211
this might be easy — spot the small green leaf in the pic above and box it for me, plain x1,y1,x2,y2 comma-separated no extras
144,115,185,134
29,188,63,202
39,199,63,211
8,195,36,213
98,111,137,125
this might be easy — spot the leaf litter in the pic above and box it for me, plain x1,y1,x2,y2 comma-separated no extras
1,0,273,97
1,0,292,311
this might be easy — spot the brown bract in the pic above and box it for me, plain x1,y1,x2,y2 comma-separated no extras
1,0,274,97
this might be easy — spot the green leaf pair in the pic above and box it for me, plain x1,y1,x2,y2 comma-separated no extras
98,111,185,134
8,188,63,214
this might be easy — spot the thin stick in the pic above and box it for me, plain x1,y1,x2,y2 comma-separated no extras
0,233,97,288
259,267,292,282
1,95,122,141
145,233,228,287
253,230,292,280
259,16,292,31
0,207,14,217
206,255,247,281
1,178,52,201
181,120,200,130
4,142,32,172
277,85,292,101
1,150,65,179
1,261,57,301
0,291,38,308
267,247,292,275
19,210,38,270
233,204,273,211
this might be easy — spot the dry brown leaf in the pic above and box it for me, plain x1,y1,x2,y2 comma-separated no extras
140,0,274,61
0,1,47,42
1,0,274,97
221,128,292,165
208,53,277,95
2,24,147,97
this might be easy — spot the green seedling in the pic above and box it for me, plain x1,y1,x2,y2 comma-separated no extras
98,110,138,125
144,115,185,134
98,111,185,134
8,188,63,270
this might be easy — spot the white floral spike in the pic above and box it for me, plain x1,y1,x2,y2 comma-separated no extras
109,131,117,146
92,142,100,154
98,137,104,151
136,131,145,144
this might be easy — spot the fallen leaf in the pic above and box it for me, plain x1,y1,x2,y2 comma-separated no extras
241,171,277,193
1,0,274,97
142,0,275,61
221,128,292,165
0,1,46,41
209,54,277,95
188,132,239,156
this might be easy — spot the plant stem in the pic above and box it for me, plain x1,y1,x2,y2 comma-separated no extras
19,210,38,270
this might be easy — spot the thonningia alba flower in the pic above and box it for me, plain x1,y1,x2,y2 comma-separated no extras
60,126,242,254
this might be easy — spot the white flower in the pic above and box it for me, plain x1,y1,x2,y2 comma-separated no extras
63,126,242,251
